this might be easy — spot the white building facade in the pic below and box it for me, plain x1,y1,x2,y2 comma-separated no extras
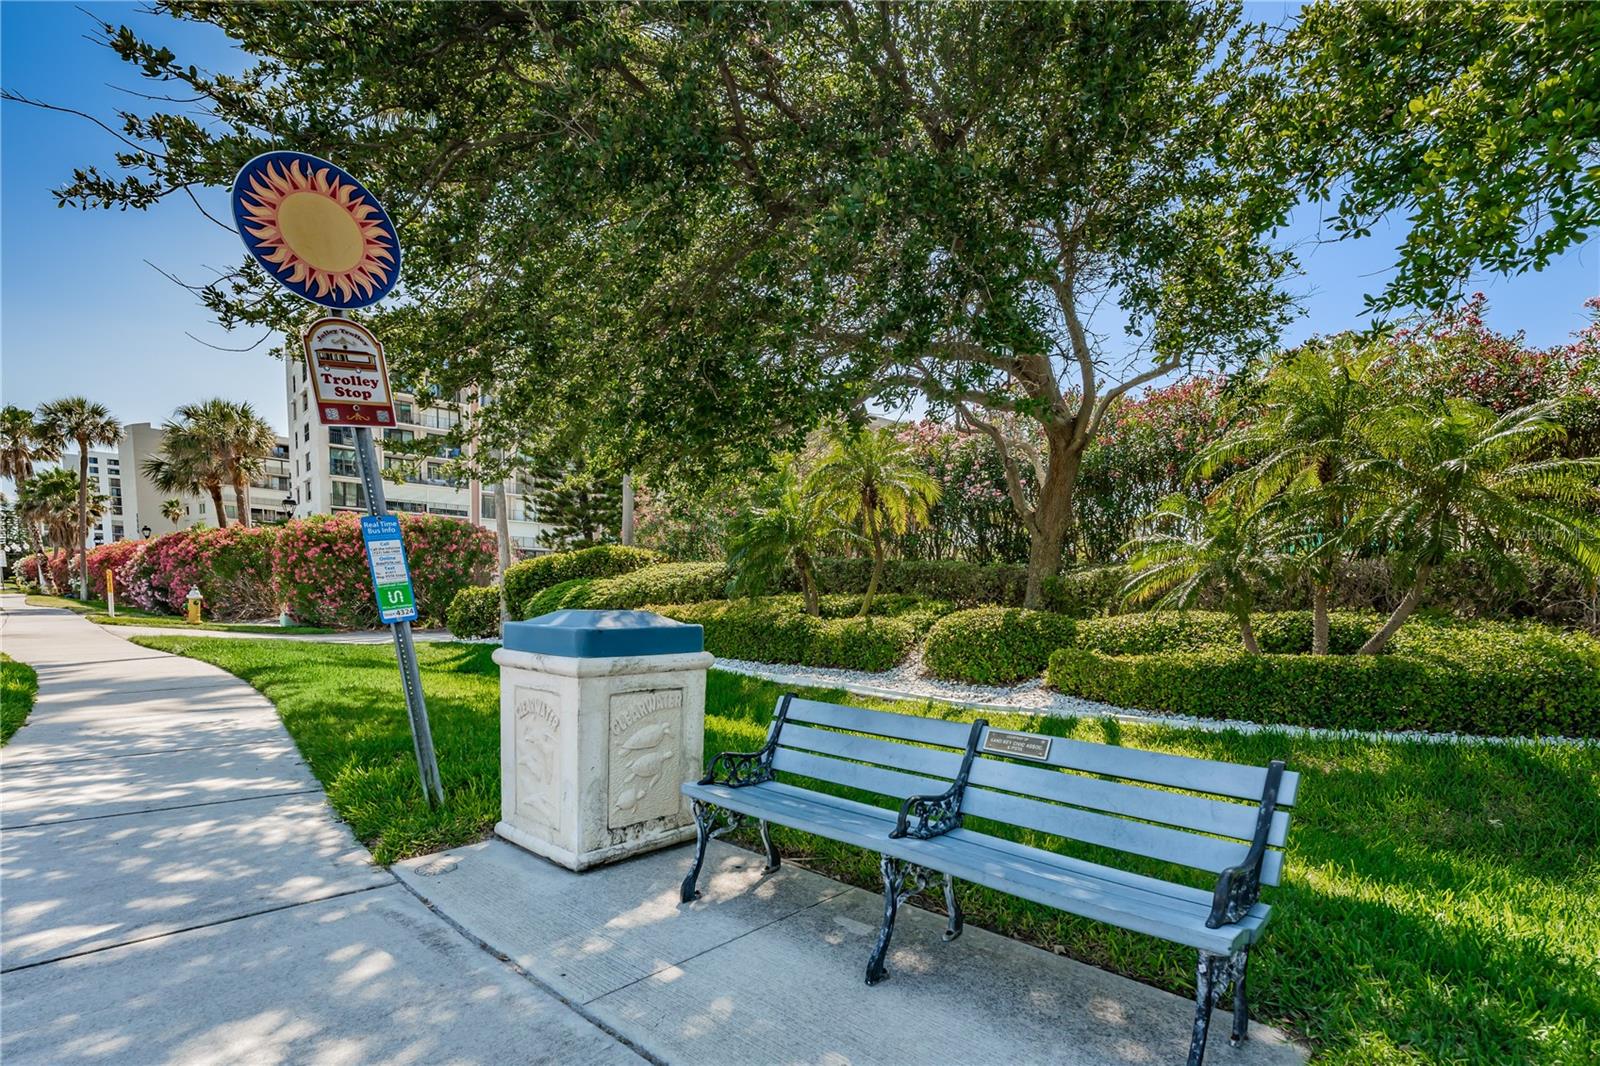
283,357,554,553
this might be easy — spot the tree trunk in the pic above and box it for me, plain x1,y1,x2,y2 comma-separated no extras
232,475,251,528
620,473,634,545
1359,564,1432,655
208,483,228,528
76,447,90,599
860,507,883,617
494,479,512,627
1238,610,1261,655
796,551,820,617
18,471,51,593
1311,583,1331,655
1022,430,1082,609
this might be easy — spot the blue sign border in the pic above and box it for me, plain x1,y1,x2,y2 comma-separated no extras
359,515,418,624
231,150,402,309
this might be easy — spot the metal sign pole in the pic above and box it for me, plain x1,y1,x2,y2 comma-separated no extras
333,310,446,807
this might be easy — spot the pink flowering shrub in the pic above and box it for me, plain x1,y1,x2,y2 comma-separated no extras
87,541,141,598
15,552,68,592
273,513,494,628
117,526,279,618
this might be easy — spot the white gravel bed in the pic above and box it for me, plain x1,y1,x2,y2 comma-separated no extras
711,652,1597,748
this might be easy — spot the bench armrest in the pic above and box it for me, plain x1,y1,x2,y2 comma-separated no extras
698,693,797,789
889,719,988,841
700,747,776,788
1205,759,1286,928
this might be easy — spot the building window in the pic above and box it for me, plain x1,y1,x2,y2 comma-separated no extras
395,401,414,424
328,427,353,446
303,423,311,443
329,447,359,478
329,480,366,509
383,428,414,445
480,494,497,519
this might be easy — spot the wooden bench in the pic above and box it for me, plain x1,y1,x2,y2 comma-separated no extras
680,694,1299,1066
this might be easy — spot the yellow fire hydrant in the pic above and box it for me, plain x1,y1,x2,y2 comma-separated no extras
186,586,204,625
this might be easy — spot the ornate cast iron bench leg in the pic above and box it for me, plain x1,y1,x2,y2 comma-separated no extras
680,800,723,903
866,855,904,985
1187,949,1249,1066
759,820,780,874
1230,948,1251,1046
941,875,962,942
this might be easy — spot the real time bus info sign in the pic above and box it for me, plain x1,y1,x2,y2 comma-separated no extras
360,515,418,624
302,316,397,427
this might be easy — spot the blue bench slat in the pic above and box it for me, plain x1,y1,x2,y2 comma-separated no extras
771,747,949,800
966,757,1291,847
960,785,1271,881
976,726,1300,807
777,723,965,781
786,698,975,749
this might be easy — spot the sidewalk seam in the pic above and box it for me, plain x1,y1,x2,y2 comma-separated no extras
0,880,396,974
2,788,324,830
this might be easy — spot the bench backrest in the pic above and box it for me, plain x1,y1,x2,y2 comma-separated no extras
767,696,1299,886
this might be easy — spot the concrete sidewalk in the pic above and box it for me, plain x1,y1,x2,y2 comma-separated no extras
395,837,1306,1066
0,596,639,1065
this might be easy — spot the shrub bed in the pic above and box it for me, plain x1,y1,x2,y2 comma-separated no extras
1048,621,1600,737
447,585,502,639
521,561,730,616
923,608,1080,684
1039,566,1125,617
17,551,71,593
118,526,280,618
791,558,1028,607
273,513,493,628
87,541,141,597
1073,610,1376,655
503,545,657,616
652,597,921,671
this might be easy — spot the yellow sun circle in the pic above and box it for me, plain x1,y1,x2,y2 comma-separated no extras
275,192,366,273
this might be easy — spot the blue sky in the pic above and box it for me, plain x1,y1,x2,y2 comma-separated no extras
2,1,1596,440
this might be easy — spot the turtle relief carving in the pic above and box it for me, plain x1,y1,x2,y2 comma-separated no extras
514,687,561,829
608,690,683,828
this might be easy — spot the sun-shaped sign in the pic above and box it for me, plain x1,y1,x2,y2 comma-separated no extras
231,151,401,309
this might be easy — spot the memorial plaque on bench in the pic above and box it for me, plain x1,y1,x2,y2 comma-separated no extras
981,729,1052,761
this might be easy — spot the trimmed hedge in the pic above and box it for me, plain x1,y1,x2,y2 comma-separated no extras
521,562,730,617
1048,620,1600,738
503,546,657,617
790,558,1029,607
651,597,920,671
447,585,502,640
1073,611,1375,655
923,608,1080,684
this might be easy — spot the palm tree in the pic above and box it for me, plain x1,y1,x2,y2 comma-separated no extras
143,413,232,528
37,398,121,599
1,405,61,590
1195,339,1385,653
1349,398,1600,654
160,498,185,525
165,400,278,528
725,455,839,616
18,469,100,591
1121,494,1277,654
812,426,941,616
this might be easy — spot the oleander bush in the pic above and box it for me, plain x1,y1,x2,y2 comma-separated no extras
273,513,494,628
1048,619,1600,737
86,541,141,598
521,561,730,616
15,551,70,592
118,526,280,618
447,584,502,639
922,608,1080,684
502,545,658,617
652,596,924,670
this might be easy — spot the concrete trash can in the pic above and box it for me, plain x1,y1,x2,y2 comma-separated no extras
492,609,712,870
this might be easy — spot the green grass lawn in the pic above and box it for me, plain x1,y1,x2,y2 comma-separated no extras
25,593,331,633
1,653,39,744
134,634,1600,1065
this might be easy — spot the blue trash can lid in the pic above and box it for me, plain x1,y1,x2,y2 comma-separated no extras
502,609,704,658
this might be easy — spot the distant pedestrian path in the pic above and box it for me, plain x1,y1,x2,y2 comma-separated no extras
0,595,635,1066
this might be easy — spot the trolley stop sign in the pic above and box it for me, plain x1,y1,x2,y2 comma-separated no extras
360,515,418,624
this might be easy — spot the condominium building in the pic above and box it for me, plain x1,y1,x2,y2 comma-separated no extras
283,358,555,553
114,422,295,539
56,449,125,546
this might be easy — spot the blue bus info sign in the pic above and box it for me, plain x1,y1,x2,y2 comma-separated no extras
360,515,418,624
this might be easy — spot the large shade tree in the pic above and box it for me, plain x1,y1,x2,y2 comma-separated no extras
37,1,1297,606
